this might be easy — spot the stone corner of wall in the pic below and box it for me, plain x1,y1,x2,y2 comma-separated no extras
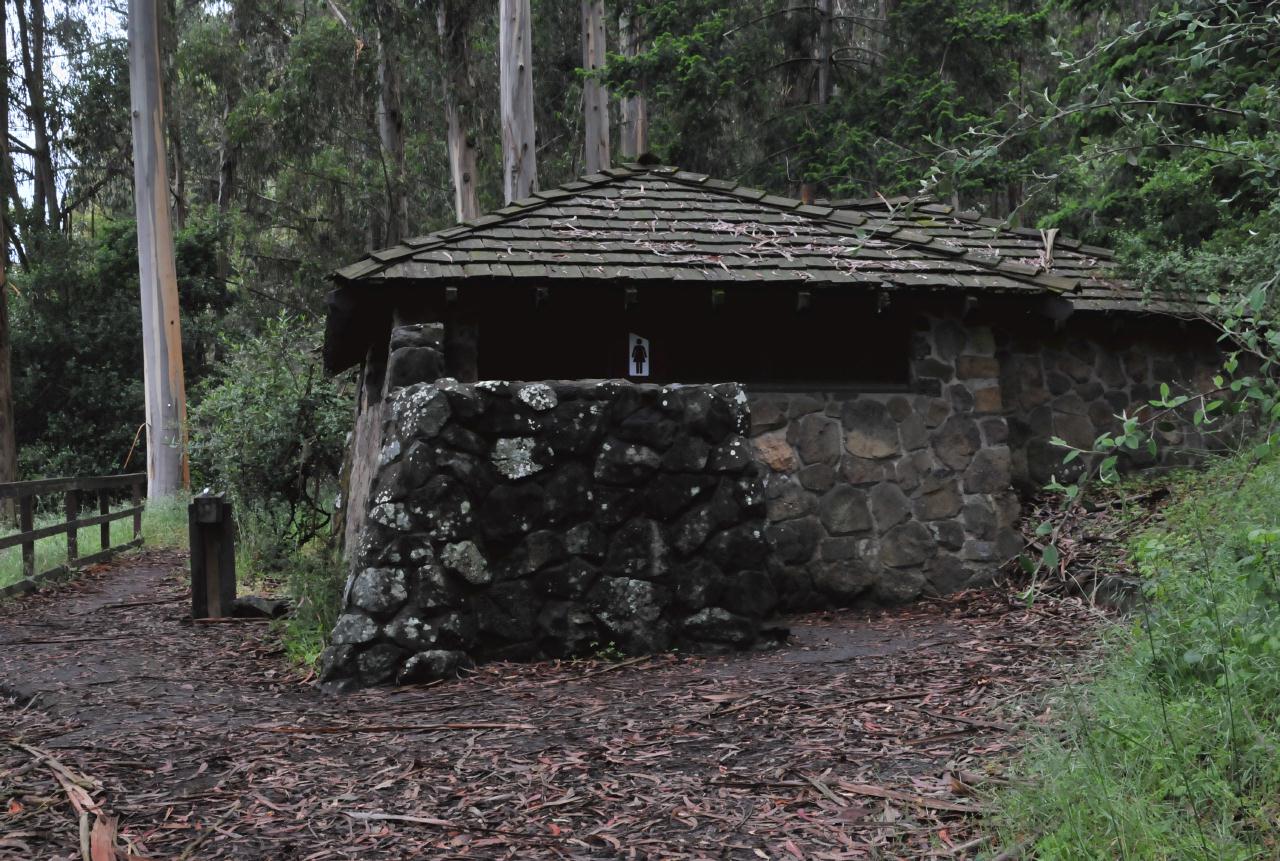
742,313,1021,611
320,377,778,688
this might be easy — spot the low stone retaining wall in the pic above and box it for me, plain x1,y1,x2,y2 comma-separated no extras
747,316,1023,610
997,324,1225,489
320,374,776,688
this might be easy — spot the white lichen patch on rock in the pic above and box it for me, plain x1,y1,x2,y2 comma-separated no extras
350,567,409,615
331,613,379,645
491,437,542,479
411,498,472,542
368,502,410,532
391,383,451,439
441,540,491,585
386,613,437,649
515,383,558,412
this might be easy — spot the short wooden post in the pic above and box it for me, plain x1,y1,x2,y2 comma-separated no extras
18,495,34,580
189,492,236,619
99,490,111,551
132,480,143,540
65,490,79,562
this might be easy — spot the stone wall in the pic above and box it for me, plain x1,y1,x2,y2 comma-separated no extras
328,311,1232,684
996,322,1225,490
321,366,777,688
336,323,448,553
747,315,1023,610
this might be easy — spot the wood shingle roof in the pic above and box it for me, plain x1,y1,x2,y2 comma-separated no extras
335,164,1200,315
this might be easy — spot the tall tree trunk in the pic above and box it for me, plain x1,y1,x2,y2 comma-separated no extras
618,10,648,159
438,2,479,222
0,265,12,518
160,0,185,229
375,10,408,246
215,88,237,281
877,0,897,65
580,0,609,174
816,0,833,106
500,0,537,203
129,0,189,497
14,0,58,231
215,4,243,282
0,0,14,518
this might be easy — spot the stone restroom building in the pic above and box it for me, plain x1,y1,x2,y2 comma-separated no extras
320,165,1219,684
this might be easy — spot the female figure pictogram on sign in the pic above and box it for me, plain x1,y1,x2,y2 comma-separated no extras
629,333,650,377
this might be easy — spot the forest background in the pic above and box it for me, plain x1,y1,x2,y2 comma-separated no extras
1,0,1277,564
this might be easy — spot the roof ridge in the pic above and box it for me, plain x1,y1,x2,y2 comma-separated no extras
626,173,1078,292
336,166,1090,293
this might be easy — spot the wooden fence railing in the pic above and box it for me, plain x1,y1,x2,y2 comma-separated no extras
0,472,146,598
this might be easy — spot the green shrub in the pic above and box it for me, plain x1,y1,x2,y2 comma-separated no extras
275,547,346,668
188,313,350,567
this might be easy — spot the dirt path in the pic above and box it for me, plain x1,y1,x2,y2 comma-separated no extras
0,551,1101,859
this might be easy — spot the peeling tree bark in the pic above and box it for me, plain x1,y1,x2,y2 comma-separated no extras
215,87,237,281
816,0,833,106
14,0,58,231
0,270,12,520
500,0,538,203
618,10,648,160
129,0,189,497
0,0,13,517
161,0,185,230
580,0,609,174
438,1,479,222
375,4,408,246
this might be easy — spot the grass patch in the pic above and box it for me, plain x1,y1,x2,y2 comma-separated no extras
272,547,344,668
0,495,191,590
991,454,1280,859
139,496,191,550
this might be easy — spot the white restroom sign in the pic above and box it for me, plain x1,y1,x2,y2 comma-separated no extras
628,333,650,377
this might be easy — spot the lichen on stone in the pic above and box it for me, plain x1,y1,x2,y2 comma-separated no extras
515,383,558,412
441,540,491,585
491,436,542,479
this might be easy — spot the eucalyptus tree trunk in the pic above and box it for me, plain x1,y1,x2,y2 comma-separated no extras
816,0,833,106
129,0,189,497
375,6,408,246
618,10,648,159
438,1,479,222
14,0,58,231
161,0,186,229
580,0,609,174
0,0,14,519
0,263,12,518
0,0,13,515
215,87,237,281
500,0,538,203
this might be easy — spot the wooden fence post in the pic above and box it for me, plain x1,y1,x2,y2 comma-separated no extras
65,490,78,562
18,495,33,579
99,490,111,551
132,479,143,540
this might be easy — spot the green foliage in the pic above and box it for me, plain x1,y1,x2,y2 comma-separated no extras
935,1,1280,257
606,0,1047,203
993,455,1280,859
9,220,229,479
188,314,350,565
275,547,346,668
